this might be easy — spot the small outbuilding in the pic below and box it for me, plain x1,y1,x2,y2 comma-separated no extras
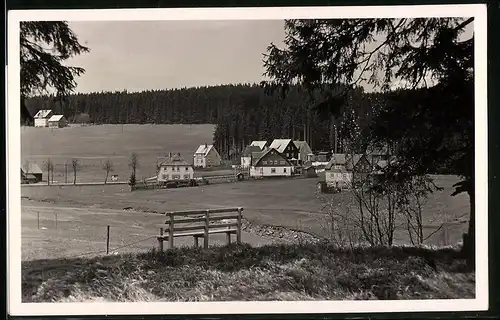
21,163,43,183
48,115,68,128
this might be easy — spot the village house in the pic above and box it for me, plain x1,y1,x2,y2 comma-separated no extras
157,153,194,183
33,109,53,127
193,144,221,168
269,139,300,164
21,162,43,183
249,140,268,151
293,140,313,164
48,115,68,128
240,145,262,169
323,153,372,189
249,148,293,178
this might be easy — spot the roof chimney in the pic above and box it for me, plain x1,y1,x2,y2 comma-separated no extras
205,143,207,148
168,152,172,157
177,152,181,157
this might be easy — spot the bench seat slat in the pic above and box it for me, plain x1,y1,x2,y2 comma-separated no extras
172,222,239,233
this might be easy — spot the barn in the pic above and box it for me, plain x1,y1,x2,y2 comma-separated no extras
21,163,43,183
48,115,68,128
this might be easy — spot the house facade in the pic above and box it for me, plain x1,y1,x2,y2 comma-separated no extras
193,144,221,168
269,139,300,164
250,148,293,178
48,115,68,128
157,154,194,183
293,140,313,164
241,145,261,168
34,109,53,127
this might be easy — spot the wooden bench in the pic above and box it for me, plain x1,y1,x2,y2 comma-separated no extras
157,207,243,250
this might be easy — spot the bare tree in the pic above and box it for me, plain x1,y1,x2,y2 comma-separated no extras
129,152,139,179
102,159,114,184
71,158,80,185
43,158,54,186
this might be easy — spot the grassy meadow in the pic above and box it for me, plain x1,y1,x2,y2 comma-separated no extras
21,124,224,183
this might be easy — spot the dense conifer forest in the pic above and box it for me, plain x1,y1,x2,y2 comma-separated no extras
25,83,384,159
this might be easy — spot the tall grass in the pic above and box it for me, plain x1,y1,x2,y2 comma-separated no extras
23,243,474,302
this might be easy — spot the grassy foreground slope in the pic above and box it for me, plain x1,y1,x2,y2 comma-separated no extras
23,243,474,302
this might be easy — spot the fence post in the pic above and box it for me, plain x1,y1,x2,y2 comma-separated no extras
169,213,174,249
204,210,210,249
55,213,58,229
236,207,242,244
106,225,110,254
158,227,164,251
37,212,40,229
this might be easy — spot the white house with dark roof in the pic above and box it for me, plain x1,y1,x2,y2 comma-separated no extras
249,148,293,178
48,114,68,128
269,139,300,163
193,144,221,168
34,109,53,127
157,153,194,183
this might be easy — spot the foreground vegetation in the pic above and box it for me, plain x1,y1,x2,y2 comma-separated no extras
23,243,474,302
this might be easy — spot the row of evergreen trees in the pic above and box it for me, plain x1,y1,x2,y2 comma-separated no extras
25,83,384,159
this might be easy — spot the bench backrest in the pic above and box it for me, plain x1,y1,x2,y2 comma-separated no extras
164,207,243,234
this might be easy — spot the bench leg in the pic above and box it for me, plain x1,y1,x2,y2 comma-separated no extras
226,232,231,245
194,236,199,247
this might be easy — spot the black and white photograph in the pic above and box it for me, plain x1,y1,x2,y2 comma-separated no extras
7,4,488,316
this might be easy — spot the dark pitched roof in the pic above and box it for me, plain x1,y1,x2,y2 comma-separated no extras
21,163,43,174
158,154,190,166
253,148,291,167
243,145,262,157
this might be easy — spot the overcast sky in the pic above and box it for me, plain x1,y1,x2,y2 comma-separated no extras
65,19,473,94
66,20,286,93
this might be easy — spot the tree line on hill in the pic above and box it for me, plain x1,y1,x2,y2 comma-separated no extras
25,83,385,158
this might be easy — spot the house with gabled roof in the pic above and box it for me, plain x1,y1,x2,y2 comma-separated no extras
21,162,43,183
193,143,221,168
269,139,299,163
34,109,53,127
249,148,293,178
323,153,372,189
48,114,68,128
157,153,194,183
293,140,313,164
241,145,262,169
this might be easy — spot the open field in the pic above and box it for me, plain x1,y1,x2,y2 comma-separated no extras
22,244,474,302
21,124,232,183
21,174,470,261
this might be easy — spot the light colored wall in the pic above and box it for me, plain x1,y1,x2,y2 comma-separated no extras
250,165,292,177
193,154,205,167
157,165,194,182
34,119,48,127
241,156,251,168
325,171,353,188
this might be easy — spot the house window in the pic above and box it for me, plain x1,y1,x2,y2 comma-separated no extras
184,174,190,179
283,168,287,173
274,160,278,165
177,167,180,172
271,168,276,173
279,160,285,165
185,167,189,171
162,174,168,179
172,174,180,180
262,160,267,165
